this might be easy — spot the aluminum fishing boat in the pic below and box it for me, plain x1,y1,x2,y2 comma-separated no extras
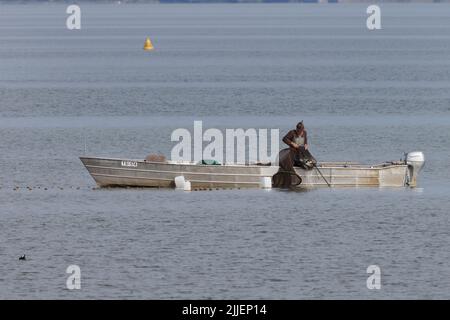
80,151,424,190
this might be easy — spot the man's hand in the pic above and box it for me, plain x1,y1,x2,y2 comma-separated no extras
291,143,300,149
304,144,309,150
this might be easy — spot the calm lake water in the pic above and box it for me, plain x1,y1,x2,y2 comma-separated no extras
0,3,449,299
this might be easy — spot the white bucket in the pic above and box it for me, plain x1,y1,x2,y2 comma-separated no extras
174,176,185,189
260,177,272,189
184,180,191,191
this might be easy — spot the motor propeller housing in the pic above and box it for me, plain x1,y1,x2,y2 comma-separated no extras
406,151,425,187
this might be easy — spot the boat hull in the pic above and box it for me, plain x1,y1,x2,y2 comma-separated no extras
80,157,415,189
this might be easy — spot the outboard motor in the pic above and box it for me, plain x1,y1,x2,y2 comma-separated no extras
406,151,425,187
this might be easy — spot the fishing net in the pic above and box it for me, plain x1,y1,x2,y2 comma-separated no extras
272,148,302,188
272,148,317,188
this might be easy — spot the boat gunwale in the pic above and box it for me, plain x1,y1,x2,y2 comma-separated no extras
80,156,267,169
80,156,408,171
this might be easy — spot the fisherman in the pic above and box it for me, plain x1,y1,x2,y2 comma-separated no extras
282,121,317,170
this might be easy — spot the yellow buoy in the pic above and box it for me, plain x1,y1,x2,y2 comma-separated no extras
143,37,154,51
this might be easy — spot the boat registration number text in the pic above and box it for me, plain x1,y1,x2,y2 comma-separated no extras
121,160,138,167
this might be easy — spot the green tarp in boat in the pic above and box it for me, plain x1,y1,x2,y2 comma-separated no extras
198,159,221,165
